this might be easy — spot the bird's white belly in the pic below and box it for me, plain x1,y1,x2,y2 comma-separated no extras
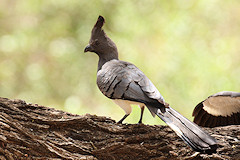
113,99,145,114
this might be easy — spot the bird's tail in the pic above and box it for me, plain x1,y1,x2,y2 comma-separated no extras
147,105,218,153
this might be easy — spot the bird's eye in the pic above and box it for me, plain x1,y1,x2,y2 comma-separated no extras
94,39,100,46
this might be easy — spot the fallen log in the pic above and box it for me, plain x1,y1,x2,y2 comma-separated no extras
0,97,239,159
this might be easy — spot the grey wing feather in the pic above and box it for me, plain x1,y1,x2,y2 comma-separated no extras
97,60,165,104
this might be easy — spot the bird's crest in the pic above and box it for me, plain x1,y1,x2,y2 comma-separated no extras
94,16,105,29
91,15,106,40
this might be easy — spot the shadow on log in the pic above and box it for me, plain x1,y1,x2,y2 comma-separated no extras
0,97,239,160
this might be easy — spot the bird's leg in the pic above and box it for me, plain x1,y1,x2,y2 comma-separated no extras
138,106,145,124
117,114,129,124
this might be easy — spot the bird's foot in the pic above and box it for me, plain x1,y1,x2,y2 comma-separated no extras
117,120,123,124
117,114,129,124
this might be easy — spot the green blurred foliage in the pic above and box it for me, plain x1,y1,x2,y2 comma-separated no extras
0,0,239,125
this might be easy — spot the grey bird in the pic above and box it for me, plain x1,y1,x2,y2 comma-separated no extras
193,91,240,127
84,15,217,153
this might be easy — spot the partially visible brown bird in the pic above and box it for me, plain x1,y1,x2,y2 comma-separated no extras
193,91,240,127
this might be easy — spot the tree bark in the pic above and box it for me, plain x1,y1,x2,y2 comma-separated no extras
0,97,239,160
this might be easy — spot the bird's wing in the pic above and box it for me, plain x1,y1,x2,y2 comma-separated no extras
193,91,240,127
97,59,166,106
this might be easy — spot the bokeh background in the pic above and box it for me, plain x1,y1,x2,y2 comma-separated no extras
0,0,239,125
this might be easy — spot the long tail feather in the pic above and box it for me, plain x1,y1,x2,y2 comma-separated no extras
147,105,218,153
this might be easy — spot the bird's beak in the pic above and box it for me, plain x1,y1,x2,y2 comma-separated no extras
84,44,93,53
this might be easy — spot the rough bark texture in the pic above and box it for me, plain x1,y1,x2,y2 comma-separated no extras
0,97,239,160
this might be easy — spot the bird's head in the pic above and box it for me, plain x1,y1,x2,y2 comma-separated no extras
84,16,118,58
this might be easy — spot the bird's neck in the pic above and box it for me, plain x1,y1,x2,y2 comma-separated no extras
97,52,118,71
